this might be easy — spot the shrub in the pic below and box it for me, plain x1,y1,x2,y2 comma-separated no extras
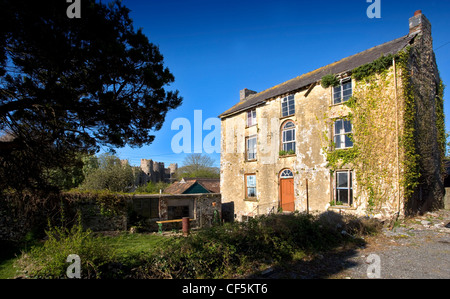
133,212,375,279
321,74,340,88
16,217,114,279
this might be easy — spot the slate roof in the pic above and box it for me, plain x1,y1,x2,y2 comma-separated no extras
163,178,220,194
219,34,417,119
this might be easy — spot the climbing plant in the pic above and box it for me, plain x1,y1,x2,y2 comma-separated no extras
435,80,447,174
351,54,396,81
396,48,421,205
321,53,407,213
321,74,340,89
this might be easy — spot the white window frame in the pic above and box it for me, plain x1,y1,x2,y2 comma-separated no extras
334,170,353,206
281,121,296,153
246,135,257,161
245,174,257,199
247,109,257,127
334,119,353,149
333,78,352,105
281,95,295,117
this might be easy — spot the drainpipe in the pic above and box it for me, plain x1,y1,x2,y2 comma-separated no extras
306,179,309,214
393,57,401,217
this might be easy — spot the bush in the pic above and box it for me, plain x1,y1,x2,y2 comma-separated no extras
16,211,381,279
16,218,114,279
134,212,376,279
134,181,169,194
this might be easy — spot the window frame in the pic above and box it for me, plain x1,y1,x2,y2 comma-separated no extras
280,169,294,179
244,174,257,200
332,78,352,105
333,170,353,206
245,135,257,161
333,118,353,150
281,120,296,154
246,109,257,127
281,95,295,117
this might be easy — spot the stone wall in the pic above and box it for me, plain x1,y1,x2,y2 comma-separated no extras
445,188,450,210
403,13,445,214
0,192,222,241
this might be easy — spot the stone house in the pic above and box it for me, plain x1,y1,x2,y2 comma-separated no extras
219,11,445,221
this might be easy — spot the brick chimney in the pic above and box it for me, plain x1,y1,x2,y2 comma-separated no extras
240,88,257,101
409,10,431,37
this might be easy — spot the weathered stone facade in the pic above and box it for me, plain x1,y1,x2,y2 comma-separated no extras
219,11,444,221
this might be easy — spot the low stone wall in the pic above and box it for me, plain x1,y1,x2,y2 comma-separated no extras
0,192,222,241
76,201,128,231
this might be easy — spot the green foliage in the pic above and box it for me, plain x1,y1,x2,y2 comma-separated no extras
323,52,404,212
14,212,381,279
16,217,113,279
279,149,295,156
0,0,182,194
321,74,340,89
436,80,447,172
397,49,421,202
134,213,379,279
351,54,396,81
325,148,359,171
79,153,135,193
135,181,170,194
64,190,130,217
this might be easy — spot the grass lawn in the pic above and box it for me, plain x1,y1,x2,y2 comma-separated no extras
100,232,171,257
0,256,19,279
0,241,26,279
0,233,172,279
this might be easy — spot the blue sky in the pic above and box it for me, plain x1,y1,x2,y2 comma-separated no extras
109,0,450,168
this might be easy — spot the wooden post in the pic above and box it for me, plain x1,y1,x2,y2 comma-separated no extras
182,217,190,237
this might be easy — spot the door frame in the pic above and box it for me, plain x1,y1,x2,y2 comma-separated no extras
279,169,295,212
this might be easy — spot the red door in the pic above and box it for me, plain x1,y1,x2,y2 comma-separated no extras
280,178,295,212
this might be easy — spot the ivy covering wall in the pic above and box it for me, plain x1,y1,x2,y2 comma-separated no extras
320,47,445,216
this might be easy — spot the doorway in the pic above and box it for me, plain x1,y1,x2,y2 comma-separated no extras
280,169,295,212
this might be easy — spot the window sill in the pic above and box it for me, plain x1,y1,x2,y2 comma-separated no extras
280,115,295,120
244,198,258,202
330,147,354,152
245,159,257,163
329,101,350,107
279,154,296,158
328,205,356,210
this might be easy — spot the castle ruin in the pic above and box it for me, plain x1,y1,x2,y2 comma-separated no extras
138,159,178,185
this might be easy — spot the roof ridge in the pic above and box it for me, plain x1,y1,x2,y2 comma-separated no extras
219,34,415,119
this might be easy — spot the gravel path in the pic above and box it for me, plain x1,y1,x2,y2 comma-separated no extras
334,209,450,279
260,209,450,279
